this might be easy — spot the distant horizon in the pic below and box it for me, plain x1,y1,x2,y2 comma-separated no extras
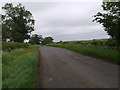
54,37,110,42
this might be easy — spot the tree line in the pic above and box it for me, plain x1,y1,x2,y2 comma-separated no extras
29,34,53,45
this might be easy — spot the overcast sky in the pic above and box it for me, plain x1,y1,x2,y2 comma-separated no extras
1,1,110,42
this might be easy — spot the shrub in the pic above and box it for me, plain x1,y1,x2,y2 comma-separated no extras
2,42,29,51
106,39,117,47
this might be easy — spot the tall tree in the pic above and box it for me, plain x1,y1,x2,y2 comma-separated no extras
29,34,43,44
2,3,35,42
0,15,2,41
42,37,54,45
93,1,120,45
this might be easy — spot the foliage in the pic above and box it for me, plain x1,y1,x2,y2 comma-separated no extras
55,39,117,47
2,42,29,51
29,34,43,44
42,36,54,45
1,15,11,41
2,3,35,42
29,35,54,45
93,1,120,45
2,45,39,88
106,38,117,46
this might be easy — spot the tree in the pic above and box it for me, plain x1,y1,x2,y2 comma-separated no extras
42,37,54,45
1,15,11,41
0,15,2,42
93,1,120,45
2,3,35,42
29,34,43,44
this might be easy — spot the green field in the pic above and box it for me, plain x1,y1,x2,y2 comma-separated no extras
48,40,119,64
2,45,39,88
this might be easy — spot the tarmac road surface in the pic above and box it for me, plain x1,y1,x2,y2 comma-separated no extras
38,46,118,88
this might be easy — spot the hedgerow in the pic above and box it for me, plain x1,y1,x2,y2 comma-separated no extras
2,42,29,51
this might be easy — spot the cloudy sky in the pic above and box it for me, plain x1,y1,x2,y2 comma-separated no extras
1,1,110,42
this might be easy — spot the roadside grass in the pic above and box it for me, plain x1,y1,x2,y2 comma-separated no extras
48,43,119,64
0,52,2,89
0,42,2,89
2,45,39,88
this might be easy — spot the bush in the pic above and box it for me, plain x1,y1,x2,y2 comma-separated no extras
2,42,29,51
106,39,117,47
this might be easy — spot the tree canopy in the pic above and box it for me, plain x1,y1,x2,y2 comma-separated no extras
29,34,43,44
93,1,120,45
42,37,54,45
29,35,54,45
2,3,35,42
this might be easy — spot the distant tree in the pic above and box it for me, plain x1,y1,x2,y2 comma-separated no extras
2,3,35,42
29,34,43,44
42,37,54,45
93,1,120,45
59,40,62,43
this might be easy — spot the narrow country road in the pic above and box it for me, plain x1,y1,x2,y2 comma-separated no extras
38,46,118,88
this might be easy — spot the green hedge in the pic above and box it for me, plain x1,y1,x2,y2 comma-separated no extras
2,42,29,51
53,39,118,47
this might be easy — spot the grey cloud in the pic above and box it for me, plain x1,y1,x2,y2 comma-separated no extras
22,2,59,13
1,2,109,42
33,24,108,42
31,2,109,41
33,2,102,27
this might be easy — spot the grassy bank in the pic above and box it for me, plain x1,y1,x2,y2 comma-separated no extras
0,42,2,89
48,41,119,64
2,45,39,88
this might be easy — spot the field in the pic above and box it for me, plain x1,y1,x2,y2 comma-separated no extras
2,45,39,88
48,39,119,64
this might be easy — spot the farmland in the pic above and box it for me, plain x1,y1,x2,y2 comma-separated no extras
48,39,119,64
2,43,39,88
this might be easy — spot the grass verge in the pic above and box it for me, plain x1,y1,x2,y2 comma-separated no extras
48,44,119,64
2,45,39,88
